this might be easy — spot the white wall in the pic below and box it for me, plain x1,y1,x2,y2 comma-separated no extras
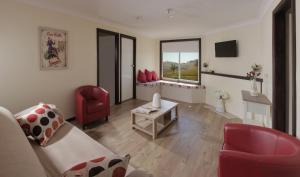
296,0,300,138
202,23,264,118
0,0,158,118
200,0,284,120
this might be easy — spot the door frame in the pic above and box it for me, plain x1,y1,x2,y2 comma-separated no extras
120,34,136,102
97,28,120,104
272,0,296,135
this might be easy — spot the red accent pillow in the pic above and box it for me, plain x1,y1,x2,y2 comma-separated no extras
63,154,130,177
152,71,159,81
16,103,65,146
137,70,147,83
145,69,153,82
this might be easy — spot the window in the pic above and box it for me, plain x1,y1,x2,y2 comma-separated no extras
160,39,201,84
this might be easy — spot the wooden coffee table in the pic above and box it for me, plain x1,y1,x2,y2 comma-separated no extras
131,100,178,140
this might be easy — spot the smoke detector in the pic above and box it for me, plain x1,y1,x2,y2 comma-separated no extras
166,8,175,18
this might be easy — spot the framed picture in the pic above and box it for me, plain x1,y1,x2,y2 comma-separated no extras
39,27,68,70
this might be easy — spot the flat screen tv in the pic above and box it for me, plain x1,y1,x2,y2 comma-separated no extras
215,40,238,57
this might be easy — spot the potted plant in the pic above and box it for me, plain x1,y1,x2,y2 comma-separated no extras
215,90,229,113
246,64,262,96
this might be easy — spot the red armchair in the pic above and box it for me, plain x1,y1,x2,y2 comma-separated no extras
75,85,110,128
219,123,300,177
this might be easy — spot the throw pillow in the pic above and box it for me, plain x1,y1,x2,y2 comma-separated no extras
137,70,147,83
151,71,159,81
63,154,130,177
16,103,65,146
144,69,153,82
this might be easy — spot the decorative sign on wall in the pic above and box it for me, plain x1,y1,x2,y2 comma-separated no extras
39,27,67,70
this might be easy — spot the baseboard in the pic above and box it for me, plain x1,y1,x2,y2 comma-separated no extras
203,104,241,120
66,116,76,122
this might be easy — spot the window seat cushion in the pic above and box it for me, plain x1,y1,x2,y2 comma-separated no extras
136,80,205,89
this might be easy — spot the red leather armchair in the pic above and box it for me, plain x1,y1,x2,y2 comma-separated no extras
75,86,110,128
219,123,300,177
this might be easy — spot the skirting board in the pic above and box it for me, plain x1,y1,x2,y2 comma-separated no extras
203,104,241,120
66,116,76,122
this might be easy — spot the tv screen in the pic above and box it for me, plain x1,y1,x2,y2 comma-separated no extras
215,40,237,57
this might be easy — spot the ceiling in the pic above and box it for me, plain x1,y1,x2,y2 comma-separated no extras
17,0,273,38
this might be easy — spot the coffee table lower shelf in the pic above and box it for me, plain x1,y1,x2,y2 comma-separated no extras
132,117,177,140
131,100,179,140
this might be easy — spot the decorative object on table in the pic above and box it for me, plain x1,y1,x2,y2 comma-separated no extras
40,27,67,70
152,93,161,108
135,106,159,114
215,90,229,113
246,64,262,96
203,62,209,72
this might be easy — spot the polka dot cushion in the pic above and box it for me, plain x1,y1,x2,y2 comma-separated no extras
63,154,130,177
16,103,65,146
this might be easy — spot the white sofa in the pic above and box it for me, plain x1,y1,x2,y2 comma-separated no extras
137,80,206,103
0,107,151,177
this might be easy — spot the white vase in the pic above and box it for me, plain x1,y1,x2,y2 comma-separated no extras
216,99,225,113
250,79,258,96
152,93,161,108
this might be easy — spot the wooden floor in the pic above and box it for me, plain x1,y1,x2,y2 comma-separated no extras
82,99,241,177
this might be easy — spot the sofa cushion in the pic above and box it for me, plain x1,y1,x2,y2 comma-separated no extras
144,69,153,82
63,154,130,177
137,70,147,83
30,122,134,177
0,107,47,177
87,100,104,114
16,103,65,146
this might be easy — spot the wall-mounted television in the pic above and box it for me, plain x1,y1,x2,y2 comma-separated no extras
215,40,238,57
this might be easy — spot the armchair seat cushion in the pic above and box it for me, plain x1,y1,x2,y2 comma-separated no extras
222,143,239,151
87,101,104,114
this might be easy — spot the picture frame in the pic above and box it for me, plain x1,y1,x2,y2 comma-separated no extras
39,27,68,70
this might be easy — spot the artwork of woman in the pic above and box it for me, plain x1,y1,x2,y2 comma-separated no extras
40,27,67,70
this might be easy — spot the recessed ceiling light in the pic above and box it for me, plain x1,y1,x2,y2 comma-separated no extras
136,16,143,21
166,8,175,18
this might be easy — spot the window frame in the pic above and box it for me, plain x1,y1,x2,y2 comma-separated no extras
160,38,201,85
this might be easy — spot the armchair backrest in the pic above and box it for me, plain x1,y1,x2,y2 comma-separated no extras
225,123,300,156
76,85,102,101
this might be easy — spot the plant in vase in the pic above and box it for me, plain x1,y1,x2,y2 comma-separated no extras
246,64,262,96
203,62,209,72
215,90,229,113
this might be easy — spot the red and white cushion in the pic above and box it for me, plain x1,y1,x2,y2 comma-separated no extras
16,103,65,146
63,154,130,177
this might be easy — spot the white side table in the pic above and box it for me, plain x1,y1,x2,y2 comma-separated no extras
241,90,272,127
